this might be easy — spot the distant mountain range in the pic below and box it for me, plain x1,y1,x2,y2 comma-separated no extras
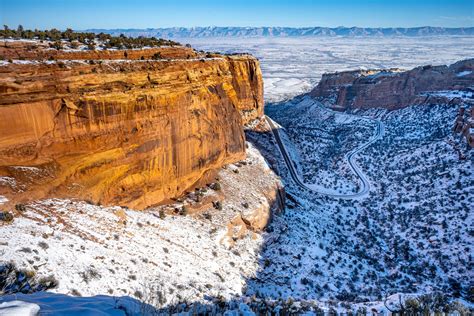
86,26,474,38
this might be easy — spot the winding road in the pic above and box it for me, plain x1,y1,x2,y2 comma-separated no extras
265,106,384,199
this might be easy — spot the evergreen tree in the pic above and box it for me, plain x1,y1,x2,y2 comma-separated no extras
17,24,24,36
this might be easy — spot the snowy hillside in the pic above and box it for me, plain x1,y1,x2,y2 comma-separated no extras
0,144,283,314
251,95,473,303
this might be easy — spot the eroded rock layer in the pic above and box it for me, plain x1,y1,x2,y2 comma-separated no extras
310,59,474,110
0,41,197,60
0,45,264,209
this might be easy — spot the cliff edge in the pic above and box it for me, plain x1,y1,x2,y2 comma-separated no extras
310,58,474,110
0,42,264,209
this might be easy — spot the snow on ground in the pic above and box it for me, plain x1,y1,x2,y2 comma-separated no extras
248,96,473,303
422,90,474,100
266,97,376,194
182,36,474,102
0,300,40,316
0,196,8,205
457,70,472,77
0,57,227,68
0,143,281,308
0,292,143,316
0,177,17,188
2,290,471,316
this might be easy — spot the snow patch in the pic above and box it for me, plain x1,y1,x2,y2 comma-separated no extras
0,300,40,316
422,90,473,100
0,195,8,205
456,70,472,77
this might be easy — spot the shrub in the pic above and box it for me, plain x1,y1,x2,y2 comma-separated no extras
159,210,166,219
0,262,58,294
18,247,32,253
37,241,49,250
213,201,223,210
0,211,14,223
51,41,62,50
71,289,82,296
134,290,143,299
37,275,59,289
80,268,101,283
152,52,162,60
210,182,221,191
300,277,310,285
15,204,26,212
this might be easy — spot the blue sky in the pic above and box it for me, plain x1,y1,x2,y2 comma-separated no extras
1,0,473,30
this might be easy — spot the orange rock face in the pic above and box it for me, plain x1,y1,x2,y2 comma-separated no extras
311,59,474,110
0,44,264,209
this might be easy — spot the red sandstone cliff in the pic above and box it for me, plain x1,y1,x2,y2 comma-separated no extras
310,59,474,110
0,42,264,209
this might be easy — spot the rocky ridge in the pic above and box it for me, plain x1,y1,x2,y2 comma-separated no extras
87,26,474,38
310,59,474,110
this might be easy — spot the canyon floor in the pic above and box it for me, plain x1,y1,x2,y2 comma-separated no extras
1,38,473,315
248,96,472,303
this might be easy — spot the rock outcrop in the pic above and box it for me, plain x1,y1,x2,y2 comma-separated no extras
0,42,264,209
454,106,474,148
0,40,196,60
310,59,474,110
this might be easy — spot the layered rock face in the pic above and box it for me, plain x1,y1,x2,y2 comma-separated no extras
0,40,196,60
0,43,264,209
310,59,474,110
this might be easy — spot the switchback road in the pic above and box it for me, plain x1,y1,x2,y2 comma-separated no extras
265,106,384,199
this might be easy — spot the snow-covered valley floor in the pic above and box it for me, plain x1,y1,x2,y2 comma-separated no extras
183,36,474,103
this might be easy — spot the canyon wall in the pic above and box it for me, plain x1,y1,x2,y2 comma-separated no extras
310,59,474,110
0,43,264,209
